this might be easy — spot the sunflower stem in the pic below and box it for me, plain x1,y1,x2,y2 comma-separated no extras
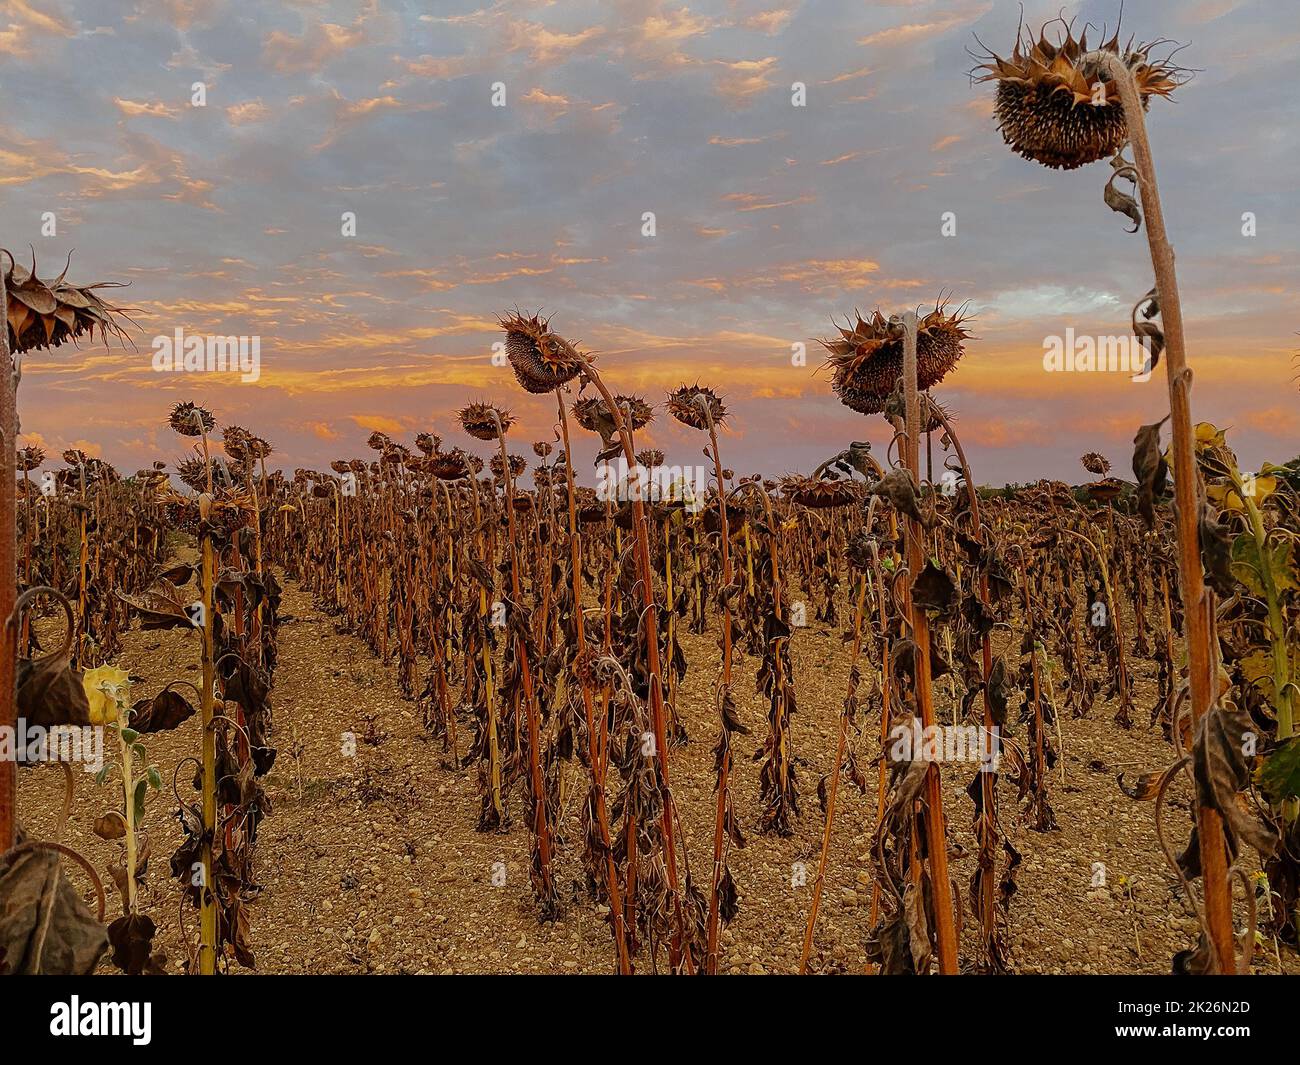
902,311,959,974
0,267,13,854
1098,50,1236,975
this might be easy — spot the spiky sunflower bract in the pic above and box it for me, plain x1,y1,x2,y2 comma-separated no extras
973,20,1184,170
820,303,972,416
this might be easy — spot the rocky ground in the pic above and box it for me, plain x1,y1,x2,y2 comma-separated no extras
16,567,1289,975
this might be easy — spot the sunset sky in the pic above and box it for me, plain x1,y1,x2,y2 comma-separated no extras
1,0,1295,485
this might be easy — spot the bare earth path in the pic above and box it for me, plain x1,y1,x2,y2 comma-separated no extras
18,567,1283,974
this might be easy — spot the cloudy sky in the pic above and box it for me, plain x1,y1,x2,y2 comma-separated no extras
1,0,1295,484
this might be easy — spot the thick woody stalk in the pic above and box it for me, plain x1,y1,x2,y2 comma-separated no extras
557,396,630,973
577,362,691,972
492,414,555,910
0,269,13,852
902,312,959,974
704,412,733,975
1099,52,1235,973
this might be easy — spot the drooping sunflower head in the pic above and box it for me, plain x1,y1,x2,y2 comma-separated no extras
3,249,133,355
176,455,223,492
500,310,586,394
821,302,972,416
571,394,653,434
459,401,513,441
781,475,864,510
1086,477,1126,503
615,394,654,430
533,440,553,459
666,384,726,431
1080,450,1112,476
489,452,527,480
367,430,390,452
973,20,1185,170
637,448,665,468
414,431,440,456
428,448,471,481
168,401,215,438
222,424,253,466
17,445,45,472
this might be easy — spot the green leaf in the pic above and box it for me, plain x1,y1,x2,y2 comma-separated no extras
119,727,140,745
94,764,110,786
132,778,148,823
1257,738,1300,806
146,766,162,791
1230,534,1299,598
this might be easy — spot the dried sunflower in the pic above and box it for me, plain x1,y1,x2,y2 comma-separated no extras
821,303,972,416
489,453,527,480
16,445,44,472
222,425,253,465
781,475,864,510
666,385,726,430
459,401,513,441
1080,451,1112,476
415,432,440,456
637,449,665,468
427,449,471,481
973,20,1184,170
572,394,653,433
615,394,654,430
169,401,215,437
500,311,586,394
3,249,132,355
176,455,224,493
1086,477,1126,502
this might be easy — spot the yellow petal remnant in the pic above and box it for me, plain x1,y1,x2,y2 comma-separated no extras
83,664,130,726
1193,422,1227,451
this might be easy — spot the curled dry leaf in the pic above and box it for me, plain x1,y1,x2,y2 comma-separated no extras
1104,154,1142,232
0,839,107,974
130,688,198,733
1131,416,1170,529
871,468,935,529
1189,700,1279,865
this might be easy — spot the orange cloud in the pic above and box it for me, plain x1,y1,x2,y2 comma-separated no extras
858,6,990,48
0,0,76,57
714,57,779,107
721,192,814,212
114,98,180,119
745,8,796,35
349,414,407,435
